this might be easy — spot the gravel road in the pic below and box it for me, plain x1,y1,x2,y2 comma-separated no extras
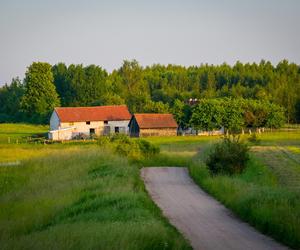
141,167,288,250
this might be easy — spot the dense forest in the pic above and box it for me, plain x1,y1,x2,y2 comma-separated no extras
0,60,299,126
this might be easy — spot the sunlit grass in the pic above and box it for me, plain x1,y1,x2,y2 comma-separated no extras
0,147,190,250
0,123,48,143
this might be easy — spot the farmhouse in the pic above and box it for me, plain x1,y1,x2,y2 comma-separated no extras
48,105,131,140
129,113,178,137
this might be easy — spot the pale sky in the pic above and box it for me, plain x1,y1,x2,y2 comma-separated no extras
1,0,300,85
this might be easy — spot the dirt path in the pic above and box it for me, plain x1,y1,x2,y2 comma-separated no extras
141,167,288,250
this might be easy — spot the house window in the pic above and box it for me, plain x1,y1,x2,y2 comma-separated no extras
86,121,90,125
90,128,95,135
69,122,74,126
104,120,108,124
115,127,119,133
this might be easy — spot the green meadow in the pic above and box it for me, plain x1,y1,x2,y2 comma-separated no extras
0,124,190,250
1,123,300,249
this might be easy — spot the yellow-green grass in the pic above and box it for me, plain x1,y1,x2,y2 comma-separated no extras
0,123,48,144
0,143,96,163
0,147,190,250
256,130,300,146
2,123,300,249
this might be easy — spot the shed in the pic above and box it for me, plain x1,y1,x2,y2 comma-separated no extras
129,113,178,137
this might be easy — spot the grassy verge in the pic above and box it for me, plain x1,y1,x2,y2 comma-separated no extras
0,147,190,250
189,159,300,248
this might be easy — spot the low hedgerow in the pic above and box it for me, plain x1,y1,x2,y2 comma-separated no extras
247,133,261,145
97,134,160,161
206,136,250,175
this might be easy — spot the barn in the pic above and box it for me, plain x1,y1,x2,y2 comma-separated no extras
129,113,178,137
48,105,131,140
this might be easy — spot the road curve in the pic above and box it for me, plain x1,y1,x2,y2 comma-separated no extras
141,167,288,250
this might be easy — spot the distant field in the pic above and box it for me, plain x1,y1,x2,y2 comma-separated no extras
0,123,48,143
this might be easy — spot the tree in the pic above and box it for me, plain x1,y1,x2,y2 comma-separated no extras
221,98,244,134
0,78,25,122
118,60,150,112
52,62,69,106
172,99,192,129
190,99,223,132
143,100,170,113
21,62,60,123
265,102,285,129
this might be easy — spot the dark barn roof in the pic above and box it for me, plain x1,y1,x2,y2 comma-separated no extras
133,114,178,129
55,105,131,122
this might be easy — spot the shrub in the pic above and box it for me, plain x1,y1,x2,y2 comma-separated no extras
97,136,110,146
206,136,249,175
135,139,160,157
98,134,160,160
247,133,261,145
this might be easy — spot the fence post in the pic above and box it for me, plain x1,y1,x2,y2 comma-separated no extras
8,137,10,144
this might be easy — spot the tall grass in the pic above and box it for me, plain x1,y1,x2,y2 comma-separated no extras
0,147,190,250
189,159,300,248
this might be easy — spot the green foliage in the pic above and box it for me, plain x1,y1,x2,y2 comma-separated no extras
52,63,108,107
143,100,170,113
117,60,151,113
221,98,244,133
98,134,160,161
190,98,285,133
247,133,261,145
172,99,192,129
21,62,60,123
135,139,160,157
190,99,223,131
206,136,250,175
1,59,299,124
0,78,25,122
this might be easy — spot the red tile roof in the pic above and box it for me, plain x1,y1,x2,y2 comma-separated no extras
134,114,178,129
55,105,131,122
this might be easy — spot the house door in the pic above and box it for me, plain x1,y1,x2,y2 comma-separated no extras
90,128,95,135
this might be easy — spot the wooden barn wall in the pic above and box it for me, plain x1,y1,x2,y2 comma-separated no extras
139,128,177,137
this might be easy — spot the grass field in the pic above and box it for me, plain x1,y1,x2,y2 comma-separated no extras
145,131,300,249
1,123,300,249
0,124,190,250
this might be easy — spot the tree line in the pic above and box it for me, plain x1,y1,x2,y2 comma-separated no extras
0,59,299,125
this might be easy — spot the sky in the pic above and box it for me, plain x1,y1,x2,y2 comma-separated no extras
0,0,300,85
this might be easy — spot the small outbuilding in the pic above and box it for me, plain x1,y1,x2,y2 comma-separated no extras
129,113,178,137
49,105,131,140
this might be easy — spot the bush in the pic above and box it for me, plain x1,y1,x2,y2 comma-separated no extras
97,136,110,146
206,136,249,175
98,134,160,160
247,133,261,145
135,139,160,157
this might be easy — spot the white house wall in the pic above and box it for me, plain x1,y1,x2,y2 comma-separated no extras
49,118,131,140
107,120,130,134
50,111,60,131
60,121,105,137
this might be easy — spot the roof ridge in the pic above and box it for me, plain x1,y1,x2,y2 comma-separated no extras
55,104,127,109
134,113,173,115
